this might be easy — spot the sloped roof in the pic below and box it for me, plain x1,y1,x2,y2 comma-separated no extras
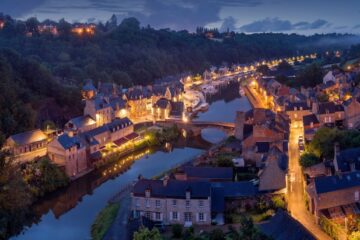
82,81,97,92
336,147,360,173
302,114,319,127
133,179,211,199
318,102,344,114
68,115,96,129
285,102,310,111
57,134,81,149
259,210,316,240
314,171,360,194
9,129,47,145
181,166,233,180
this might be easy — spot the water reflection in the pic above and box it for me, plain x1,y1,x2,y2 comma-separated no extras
196,81,252,122
201,128,227,144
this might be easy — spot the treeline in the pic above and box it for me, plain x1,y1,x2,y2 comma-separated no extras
0,14,357,143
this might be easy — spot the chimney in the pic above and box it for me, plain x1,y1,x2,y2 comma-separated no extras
163,175,169,186
333,143,340,173
235,111,245,140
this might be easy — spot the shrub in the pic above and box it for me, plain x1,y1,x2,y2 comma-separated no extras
300,152,321,168
271,195,286,209
210,228,225,240
172,224,183,238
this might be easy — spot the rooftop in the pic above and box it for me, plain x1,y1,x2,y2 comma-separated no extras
314,171,360,194
9,129,47,145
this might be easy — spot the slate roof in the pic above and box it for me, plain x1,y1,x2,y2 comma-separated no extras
285,102,309,111
9,129,47,145
211,187,225,212
107,118,133,132
318,102,344,114
181,166,233,180
314,171,360,194
303,114,319,127
125,88,151,100
259,210,316,240
68,115,96,129
133,179,211,199
211,181,258,198
57,134,82,149
154,98,171,109
336,147,360,172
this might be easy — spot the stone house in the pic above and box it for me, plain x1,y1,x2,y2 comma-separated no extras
302,114,320,141
344,96,360,129
47,133,88,178
316,102,345,127
285,102,311,122
131,178,212,226
153,98,171,120
3,129,48,162
307,171,360,221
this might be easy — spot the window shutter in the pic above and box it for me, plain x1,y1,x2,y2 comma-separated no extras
196,213,199,222
152,212,155,220
169,211,173,221
204,213,207,222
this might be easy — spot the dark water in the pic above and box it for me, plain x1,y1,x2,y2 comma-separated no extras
12,80,252,240
13,147,203,240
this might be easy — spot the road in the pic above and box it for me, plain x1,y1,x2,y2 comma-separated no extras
287,121,331,240
244,85,267,109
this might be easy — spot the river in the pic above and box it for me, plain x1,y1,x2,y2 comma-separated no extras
12,80,252,240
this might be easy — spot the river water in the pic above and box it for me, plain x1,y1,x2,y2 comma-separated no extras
12,80,252,240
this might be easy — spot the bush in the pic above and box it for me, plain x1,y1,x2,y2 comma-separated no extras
300,152,321,168
210,228,225,240
172,224,183,238
271,195,286,209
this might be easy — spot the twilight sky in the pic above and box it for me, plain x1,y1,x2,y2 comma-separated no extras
1,0,359,34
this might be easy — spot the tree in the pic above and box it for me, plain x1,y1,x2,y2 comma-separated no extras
297,63,323,87
133,227,162,240
300,153,321,168
119,17,140,31
256,64,270,75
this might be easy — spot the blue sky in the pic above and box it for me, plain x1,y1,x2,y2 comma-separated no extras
1,0,359,34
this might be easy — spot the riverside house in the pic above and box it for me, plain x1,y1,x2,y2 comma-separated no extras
3,129,48,162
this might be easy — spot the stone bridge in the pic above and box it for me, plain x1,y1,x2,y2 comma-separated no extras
155,119,235,136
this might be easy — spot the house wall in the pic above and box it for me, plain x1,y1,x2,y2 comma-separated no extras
310,186,360,218
345,100,360,129
131,194,211,225
110,125,134,142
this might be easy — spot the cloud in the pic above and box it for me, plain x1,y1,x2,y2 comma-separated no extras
240,17,330,33
240,18,292,32
353,24,360,29
0,0,47,17
219,16,237,32
125,0,262,31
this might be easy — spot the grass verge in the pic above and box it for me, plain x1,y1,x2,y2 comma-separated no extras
91,202,120,240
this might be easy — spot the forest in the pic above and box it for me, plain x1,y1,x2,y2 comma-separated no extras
0,13,359,144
